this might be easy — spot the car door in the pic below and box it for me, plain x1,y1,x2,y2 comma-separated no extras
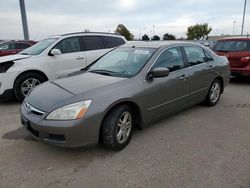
81,36,110,65
143,46,191,121
48,37,87,79
181,45,216,102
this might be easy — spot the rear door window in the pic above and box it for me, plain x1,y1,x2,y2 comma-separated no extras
102,36,125,48
183,46,206,66
82,36,104,51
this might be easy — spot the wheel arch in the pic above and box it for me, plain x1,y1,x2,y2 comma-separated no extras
14,69,49,86
98,100,143,143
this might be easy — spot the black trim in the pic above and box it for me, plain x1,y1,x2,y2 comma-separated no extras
0,89,14,101
180,46,189,68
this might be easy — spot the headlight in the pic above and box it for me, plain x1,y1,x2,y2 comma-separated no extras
46,100,92,120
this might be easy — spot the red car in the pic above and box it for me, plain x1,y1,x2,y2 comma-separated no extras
212,38,250,77
0,40,36,57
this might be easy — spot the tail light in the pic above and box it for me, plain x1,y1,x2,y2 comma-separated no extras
240,56,250,64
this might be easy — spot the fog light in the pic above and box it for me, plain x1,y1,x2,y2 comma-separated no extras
0,82,2,89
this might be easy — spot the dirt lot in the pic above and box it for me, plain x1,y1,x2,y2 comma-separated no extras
0,78,250,188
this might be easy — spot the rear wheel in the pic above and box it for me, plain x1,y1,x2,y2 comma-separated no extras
102,105,134,150
14,73,46,101
205,79,222,106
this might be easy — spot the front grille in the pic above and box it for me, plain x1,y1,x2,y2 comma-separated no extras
24,101,45,116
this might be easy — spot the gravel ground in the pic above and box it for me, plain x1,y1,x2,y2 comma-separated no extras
0,77,250,188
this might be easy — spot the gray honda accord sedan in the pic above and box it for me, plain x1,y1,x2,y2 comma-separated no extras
20,41,230,150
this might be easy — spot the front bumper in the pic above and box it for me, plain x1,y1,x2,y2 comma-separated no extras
20,103,102,148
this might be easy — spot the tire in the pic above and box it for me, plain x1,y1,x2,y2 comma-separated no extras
205,79,222,106
14,72,46,102
102,105,134,150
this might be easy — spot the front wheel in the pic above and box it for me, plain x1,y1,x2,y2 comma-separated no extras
205,79,222,106
102,105,134,150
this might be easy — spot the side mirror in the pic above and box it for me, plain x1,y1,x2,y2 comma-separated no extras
147,67,170,79
50,49,62,56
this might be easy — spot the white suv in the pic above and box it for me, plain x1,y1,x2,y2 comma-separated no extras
0,32,126,101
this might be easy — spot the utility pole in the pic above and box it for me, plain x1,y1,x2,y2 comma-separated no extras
233,21,236,35
19,0,29,40
241,0,247,35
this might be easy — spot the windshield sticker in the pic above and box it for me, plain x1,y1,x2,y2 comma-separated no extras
134,50,150,55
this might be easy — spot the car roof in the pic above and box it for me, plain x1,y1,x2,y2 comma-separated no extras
122,41,201,49
48,32,126,39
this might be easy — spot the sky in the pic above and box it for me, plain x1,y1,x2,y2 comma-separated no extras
0,0,249,40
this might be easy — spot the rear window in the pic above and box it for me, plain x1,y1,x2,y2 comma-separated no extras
212,40,250,52
102,36,125,48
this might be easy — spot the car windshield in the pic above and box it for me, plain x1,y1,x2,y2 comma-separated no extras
19,38,58,55
88,47,156,78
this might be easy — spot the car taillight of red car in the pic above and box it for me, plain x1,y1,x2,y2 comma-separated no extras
240,56,250,64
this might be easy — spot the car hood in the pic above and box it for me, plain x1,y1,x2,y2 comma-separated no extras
53,72,126,95
26,72,126,112
0,54,31,63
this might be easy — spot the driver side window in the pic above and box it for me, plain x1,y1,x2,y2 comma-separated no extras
54,37,80,54
153,47,184,72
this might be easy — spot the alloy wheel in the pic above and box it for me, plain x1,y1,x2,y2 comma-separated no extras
116,111,132,144
21,78,41,96
210,82,221,103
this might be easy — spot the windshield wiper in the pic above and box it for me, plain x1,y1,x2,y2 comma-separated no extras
89,69,119,76
89,69,127,77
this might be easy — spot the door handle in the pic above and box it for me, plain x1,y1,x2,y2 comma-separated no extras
76,56,84,60
180,74,188,80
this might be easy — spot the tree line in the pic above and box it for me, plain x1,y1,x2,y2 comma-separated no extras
114,23,212,41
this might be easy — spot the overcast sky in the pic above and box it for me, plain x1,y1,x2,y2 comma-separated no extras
0,0,249,40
